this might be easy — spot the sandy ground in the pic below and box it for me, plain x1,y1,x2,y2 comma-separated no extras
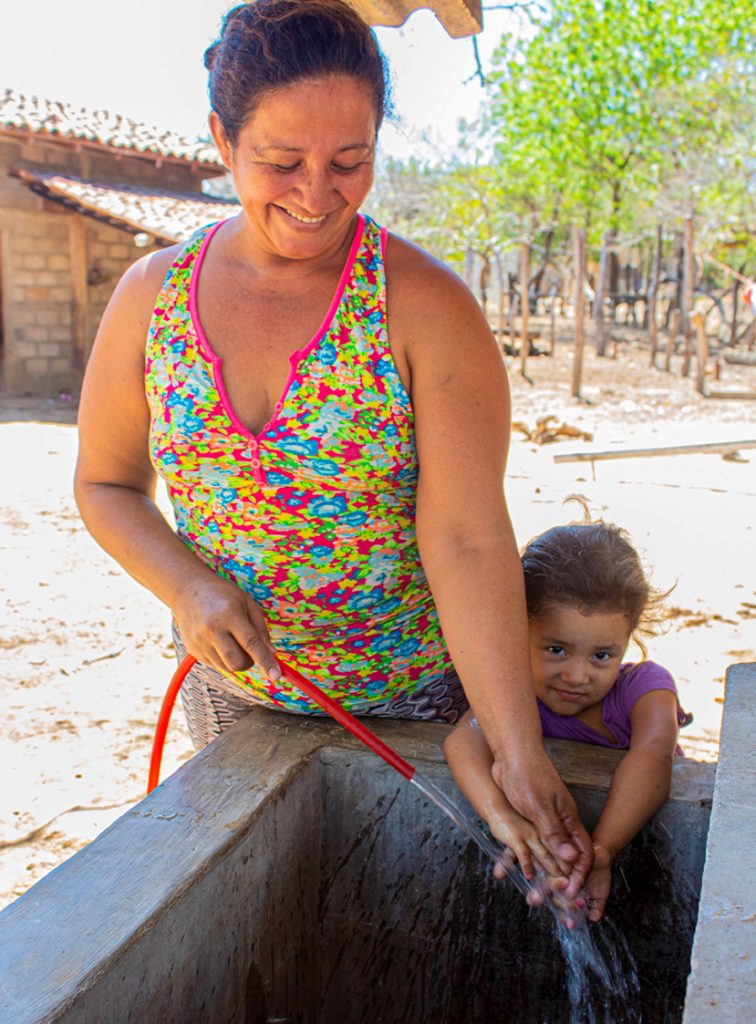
1,327,755,911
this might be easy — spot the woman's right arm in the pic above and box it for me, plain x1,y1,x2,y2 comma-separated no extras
74,252,280,680
445,712,568,881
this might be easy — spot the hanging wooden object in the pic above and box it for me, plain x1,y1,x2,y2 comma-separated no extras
349,0,483,38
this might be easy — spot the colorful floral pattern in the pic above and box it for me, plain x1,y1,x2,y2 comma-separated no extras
145,214,451,712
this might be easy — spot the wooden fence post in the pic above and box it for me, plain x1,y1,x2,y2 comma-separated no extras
648,223,662,367
571,223,586,399
692,312,708,395
520,240,530,378
665,308,681,372
681,216,695,377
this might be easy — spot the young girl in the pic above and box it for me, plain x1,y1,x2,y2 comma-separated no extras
444,516,691,923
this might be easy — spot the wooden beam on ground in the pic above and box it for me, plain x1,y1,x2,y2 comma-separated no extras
723,352,756,367
704,389,756,400
553,439,756,464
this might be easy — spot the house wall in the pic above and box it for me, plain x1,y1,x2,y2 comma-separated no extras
0,134,210,395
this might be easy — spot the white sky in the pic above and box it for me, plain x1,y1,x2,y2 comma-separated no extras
1,1,521,160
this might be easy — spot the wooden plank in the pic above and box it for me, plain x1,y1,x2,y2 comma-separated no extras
553,439,756,464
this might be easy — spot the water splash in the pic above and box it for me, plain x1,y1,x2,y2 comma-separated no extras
411,770,641,1024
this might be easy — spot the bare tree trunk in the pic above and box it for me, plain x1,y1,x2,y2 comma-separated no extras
520,241,530,377
593,230,611,356
572,223,586,399
531,225,555,301
648,223,663,367
464,248,475,290
681,215,695,376
549,294,556,355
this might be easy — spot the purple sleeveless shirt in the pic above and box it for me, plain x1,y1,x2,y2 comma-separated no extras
538,661,690,754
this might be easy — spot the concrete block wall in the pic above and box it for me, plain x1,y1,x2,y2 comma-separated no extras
0,132,210,395
1,210,76,392
84,220,155,355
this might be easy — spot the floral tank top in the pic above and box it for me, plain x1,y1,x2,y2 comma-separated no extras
145,214,451,713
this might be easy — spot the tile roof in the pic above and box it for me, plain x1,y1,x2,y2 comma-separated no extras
16,171,239,244
1,88,223,170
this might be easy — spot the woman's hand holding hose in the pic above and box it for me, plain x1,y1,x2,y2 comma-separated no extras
173,573,281,681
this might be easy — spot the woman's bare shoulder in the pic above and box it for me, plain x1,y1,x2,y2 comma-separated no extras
117,243,182,305
96,243,183,349
384,231,470,299
383,231,493,351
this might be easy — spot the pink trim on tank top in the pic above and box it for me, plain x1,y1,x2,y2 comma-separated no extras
187,215,366,443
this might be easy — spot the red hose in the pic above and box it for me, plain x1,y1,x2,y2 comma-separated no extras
277,659,416,781
147,653,416,793
147,653,197,793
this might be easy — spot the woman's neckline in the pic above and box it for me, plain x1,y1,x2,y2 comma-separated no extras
187,213,366,441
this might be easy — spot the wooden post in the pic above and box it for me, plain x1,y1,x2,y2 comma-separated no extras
571,223,586,399
692,311,708,395
68,215,88,375
520,240,530,377
681,215,695,377
648,223,662,367
593,230,610,356
665,308,681,372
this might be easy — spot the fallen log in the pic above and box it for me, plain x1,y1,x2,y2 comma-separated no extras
553,439,756,464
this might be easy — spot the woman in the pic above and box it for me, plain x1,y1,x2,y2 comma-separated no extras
74,0,591,892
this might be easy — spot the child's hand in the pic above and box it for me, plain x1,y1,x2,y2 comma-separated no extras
584,842,614,922
488,806,569,883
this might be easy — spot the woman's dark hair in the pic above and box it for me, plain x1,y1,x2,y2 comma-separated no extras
521,502,668,653
204,0,391,145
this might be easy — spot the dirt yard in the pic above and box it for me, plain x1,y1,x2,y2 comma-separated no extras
2,328,755,910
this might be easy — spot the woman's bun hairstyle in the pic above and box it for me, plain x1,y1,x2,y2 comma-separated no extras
205,0,391,145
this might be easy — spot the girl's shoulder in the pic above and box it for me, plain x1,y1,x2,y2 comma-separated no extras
616,660,676,690
611,660,677,707
614,661,692,731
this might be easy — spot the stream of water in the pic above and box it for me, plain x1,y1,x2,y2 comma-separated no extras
411,770,642,1024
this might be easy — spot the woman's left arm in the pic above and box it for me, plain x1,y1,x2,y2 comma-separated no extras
386,236,592,889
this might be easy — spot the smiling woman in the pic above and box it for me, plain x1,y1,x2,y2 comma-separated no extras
208,76,377,264
73,0,594,897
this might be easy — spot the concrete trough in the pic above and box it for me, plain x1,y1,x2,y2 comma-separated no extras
0,664,752,1024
